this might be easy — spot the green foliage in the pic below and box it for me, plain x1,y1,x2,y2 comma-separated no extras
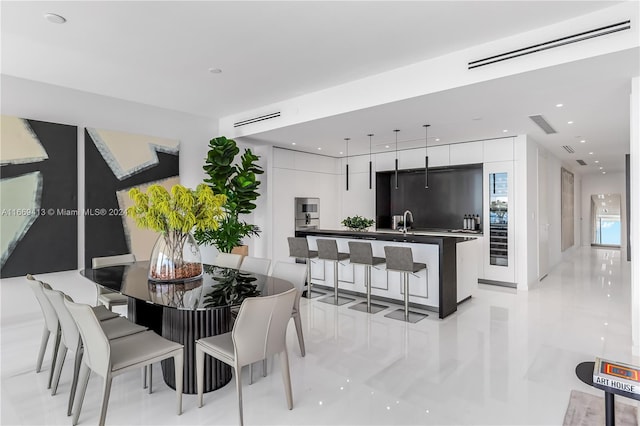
195,136,263,252
341,215,375,231
127,183,226,234
202,266,260,307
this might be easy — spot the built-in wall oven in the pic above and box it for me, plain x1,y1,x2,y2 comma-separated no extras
295,197,319,230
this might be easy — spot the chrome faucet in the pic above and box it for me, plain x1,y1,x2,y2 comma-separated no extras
402,210,413,234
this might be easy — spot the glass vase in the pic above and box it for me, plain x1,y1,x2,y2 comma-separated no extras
148,231,203,282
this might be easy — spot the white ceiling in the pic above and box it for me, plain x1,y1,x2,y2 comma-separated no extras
1,1,636,175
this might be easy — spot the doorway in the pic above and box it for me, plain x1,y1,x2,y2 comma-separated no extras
591,194,621,247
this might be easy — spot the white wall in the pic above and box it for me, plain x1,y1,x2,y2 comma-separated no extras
1,75,218,267
580,172,627,250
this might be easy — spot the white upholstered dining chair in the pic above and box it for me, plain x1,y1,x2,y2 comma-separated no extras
92,254,136,310
239,256,271,276
270,261,307,357
65,299,184,426
195,287,297,426
213,252,243,269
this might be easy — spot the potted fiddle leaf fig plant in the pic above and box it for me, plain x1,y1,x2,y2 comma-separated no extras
194,136,264,253
127,183,226,282
341,215,375,232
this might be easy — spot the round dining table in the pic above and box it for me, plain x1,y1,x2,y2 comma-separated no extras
81,262,293,394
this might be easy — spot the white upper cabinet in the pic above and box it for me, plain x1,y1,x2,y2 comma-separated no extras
483,138,514,162
399,148,427,169
450,141,483,165
375,151,397,171
427,145,450,167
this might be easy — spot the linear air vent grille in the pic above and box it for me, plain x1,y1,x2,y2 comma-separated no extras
562,145,575,153
529,115,557,134
234,112,281,128
468,20,631,69
576,159,587,165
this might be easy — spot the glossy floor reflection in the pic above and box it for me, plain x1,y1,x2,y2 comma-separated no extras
2,247,638,425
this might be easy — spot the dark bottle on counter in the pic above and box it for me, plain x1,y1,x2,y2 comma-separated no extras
475,214,481,231
463,215,469,230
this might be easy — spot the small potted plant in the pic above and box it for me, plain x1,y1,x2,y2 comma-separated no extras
127,183,226,282
341,215,375,232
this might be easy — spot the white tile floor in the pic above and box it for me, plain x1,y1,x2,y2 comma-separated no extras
2,247,638,425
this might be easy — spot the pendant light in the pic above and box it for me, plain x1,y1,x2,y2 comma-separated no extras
423,124,430,188
394,129,400,189
345,137,350,191
367,134,373,189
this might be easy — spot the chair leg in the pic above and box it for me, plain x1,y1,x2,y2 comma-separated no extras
36,327,50,373
48,329,61,389
143,365,147,389
148,364,153,394
263,359,267,377
196,346,204,408
98,375,113,426
51,343,68,395
68,343,83,416
280,350,293,410
72,362,91,426
293,313,306,357
234,366,244,426
174,353,183,415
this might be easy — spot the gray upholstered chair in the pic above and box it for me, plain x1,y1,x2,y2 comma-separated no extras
287,237,323,298
213,252,244,269
195,288,297,426
239,256,271,276
383,246,428,323
348,241,388,314
316,239,354,306
92,254,136,310
65,299,184,426
271,261,307,357
43,287,148,416
26,274,61,389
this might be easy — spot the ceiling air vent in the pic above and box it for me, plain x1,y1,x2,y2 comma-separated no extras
576,159,587,165
468,20,631,69
234,112,281,128
529,115,557,134
562,145,575,153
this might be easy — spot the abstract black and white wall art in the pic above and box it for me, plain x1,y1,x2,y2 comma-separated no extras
0,115,78,278
84,127,179,267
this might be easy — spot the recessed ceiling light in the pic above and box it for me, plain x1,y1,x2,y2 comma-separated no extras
580,140,586,143
599,167,603,170
602,171,606,174
44,13,66,24
556,103,563,108
502,129,508,133
317,147,322,150
435,138,440,142
208,68,223,74
339,151,343,155
291,142,296,145
595,160,600,163
385,145,390,148
567,121,574,124
589,152,594,155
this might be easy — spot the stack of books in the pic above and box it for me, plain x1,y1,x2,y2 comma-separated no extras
593,357,640,395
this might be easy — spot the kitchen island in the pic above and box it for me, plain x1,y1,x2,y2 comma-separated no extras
295,228,481,319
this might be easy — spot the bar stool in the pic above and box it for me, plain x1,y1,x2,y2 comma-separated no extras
287,237,324,299
317,239,355,306
348,242,388,314
383,246,428,323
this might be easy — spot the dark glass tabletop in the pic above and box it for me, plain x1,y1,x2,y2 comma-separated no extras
81,261,293,311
